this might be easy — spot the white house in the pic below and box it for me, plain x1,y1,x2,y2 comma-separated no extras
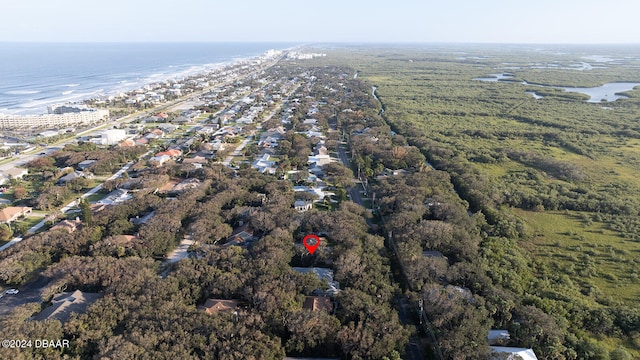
252,153,276,174
308,154,333,168
98,189,132,205
236,116,253,124
291,267,340,297
150,154,171,166
294,200,313,212
490,347,538,360
103,129,127,144
488,330,511,345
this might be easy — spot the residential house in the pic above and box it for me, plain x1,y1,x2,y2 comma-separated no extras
490,347,538,360
252,153,277,174
308,154,333,170
141,116,161,123
57,170,91,185
144,133,161,140
236,116,253,124
376,168,410,180
158,124,178,132
77,160,96,170
193,125,216,135
293,186,334,203
149,128,165,138
32,290,100,323
155,149,182,158
183,156,208,168
181,109,201,119
155,113,169,121
224,225,255,247
259,128,285,148
488,330,511,346
192,150,216,160
208,141,226,152
40,130,61,138
294,200,313,212
50,218,83,233
118,139,136,147
199,299,238,315
99,189,131,205
220,113,234,124
314,145,328,156
146,92,165,102
149,154,171,166
422,250,446,259
302,296,333,314
301,125,323,138
292,267,340,297
203,123,220,131
172,116,191,124
135,137,149,146
0,206,32,224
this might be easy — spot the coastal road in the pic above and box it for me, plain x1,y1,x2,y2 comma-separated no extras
0,50,287,172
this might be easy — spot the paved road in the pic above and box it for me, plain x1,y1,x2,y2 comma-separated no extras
337,144,423,360
165,235,194,264
398,297,426,360
222,135,254,166
0,276,51,316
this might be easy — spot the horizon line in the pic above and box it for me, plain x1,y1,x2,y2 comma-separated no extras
1,40,640,46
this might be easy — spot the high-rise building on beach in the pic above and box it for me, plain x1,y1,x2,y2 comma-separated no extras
0,108,109,129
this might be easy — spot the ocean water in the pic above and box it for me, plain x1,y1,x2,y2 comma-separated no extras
0,42,295,115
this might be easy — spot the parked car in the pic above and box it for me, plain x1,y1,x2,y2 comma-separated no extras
6,289,19,295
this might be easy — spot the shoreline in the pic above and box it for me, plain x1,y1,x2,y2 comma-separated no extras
0,44,297,116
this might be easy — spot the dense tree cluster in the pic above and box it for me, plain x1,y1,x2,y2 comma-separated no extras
1,66,410,358
314,49,640,358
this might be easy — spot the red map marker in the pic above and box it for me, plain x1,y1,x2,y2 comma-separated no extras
303,234,320,254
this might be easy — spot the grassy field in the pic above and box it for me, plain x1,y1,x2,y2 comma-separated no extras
514,209,640,305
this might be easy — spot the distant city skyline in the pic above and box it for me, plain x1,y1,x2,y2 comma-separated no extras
1,0,639,44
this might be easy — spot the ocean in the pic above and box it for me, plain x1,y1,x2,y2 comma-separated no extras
0,42,296,115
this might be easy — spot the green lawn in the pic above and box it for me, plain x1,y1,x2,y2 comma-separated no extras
85,192,106,204
13,215,46,235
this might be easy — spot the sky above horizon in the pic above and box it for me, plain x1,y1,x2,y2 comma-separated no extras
1,0,639,44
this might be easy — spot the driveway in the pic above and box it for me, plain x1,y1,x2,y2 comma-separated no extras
0,276,51,317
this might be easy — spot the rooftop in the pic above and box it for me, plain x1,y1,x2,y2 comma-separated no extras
200,299,239,314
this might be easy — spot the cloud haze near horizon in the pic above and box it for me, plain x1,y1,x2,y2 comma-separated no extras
1,0,638,44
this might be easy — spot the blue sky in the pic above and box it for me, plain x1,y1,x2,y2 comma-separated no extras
1,0,638,43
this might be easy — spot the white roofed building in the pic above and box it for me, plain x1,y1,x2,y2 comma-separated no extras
490,347,538,360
